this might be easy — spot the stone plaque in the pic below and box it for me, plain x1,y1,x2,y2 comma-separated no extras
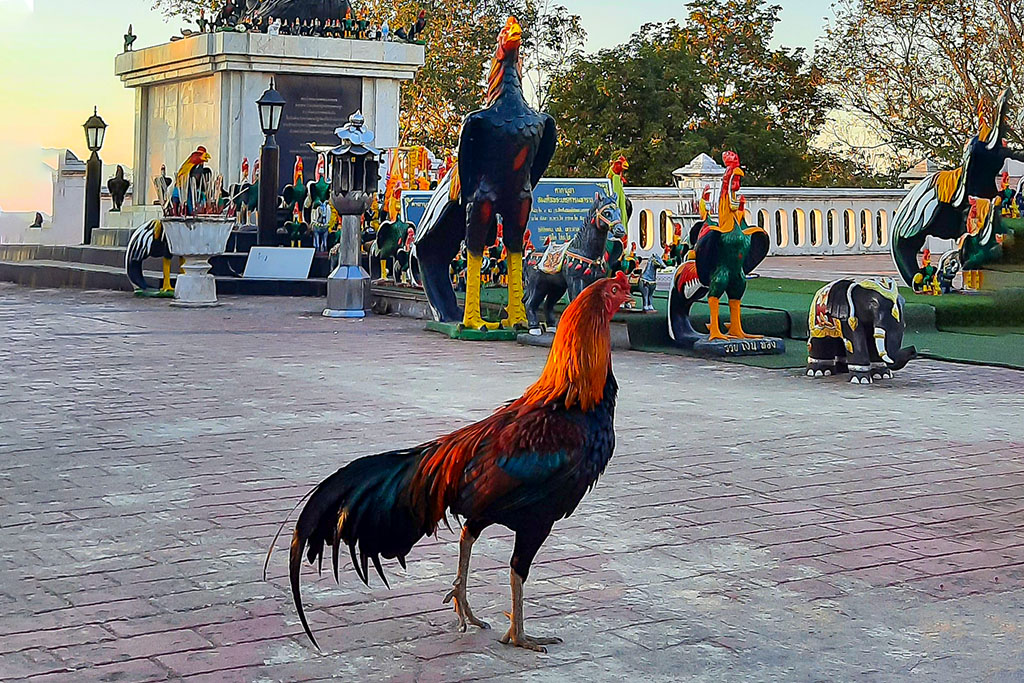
275,74,362,185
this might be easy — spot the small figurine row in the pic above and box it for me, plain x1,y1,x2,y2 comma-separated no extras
194,5,428,44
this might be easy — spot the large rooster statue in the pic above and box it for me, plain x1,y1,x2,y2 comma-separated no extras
125,220,174,296
668,152,769,346
891,89,1024,285
281,273,632,652
415,17,557,330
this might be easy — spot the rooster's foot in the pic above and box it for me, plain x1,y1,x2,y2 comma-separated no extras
443,582,490,632
499,620,562,653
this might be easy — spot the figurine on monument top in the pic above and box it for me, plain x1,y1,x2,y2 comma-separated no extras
107,166,131,213
248,0,353,23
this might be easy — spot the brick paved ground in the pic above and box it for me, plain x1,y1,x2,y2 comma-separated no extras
1,282,1022,682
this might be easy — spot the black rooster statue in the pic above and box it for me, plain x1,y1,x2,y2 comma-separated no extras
891,89,1024,286
125,220,174,297
415,17,556,330
107,165,131,213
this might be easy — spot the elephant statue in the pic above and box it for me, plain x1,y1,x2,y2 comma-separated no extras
806,277,917,384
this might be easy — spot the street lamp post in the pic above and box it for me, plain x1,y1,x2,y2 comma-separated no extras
83,107,107,245
256,78,285,246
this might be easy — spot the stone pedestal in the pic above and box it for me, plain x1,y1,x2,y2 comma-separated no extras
162,218,233,307
323,215,369,318
115,33,424,206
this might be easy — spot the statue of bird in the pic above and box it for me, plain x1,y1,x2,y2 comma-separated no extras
169,146,212,215
107,165,131,213
415,17,556,330
153,164,172,206
125,220,174,296
281,157,308,246
891,90,1024,285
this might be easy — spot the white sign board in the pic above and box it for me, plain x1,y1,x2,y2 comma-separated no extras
242,247,315,280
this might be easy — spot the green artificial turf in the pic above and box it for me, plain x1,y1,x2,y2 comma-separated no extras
382,278,1024,370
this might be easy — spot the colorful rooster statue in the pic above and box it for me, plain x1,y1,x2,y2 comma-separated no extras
667,152,769,347
278,273,632,652
281,157,308,247
167,146,212,216
415,17,557,330
891,90,1024,286
957,196,1022,290
306,155,333,252
607,155,630,247
229,158,259,226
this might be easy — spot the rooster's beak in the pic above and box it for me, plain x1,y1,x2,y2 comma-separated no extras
505,18,522,47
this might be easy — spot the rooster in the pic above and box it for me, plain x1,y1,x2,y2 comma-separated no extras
415,17,557,329
281,273,632,652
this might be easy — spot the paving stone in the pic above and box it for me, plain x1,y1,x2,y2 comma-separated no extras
0,283,1022,681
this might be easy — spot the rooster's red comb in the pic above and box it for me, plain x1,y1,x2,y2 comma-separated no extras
722,151,740,169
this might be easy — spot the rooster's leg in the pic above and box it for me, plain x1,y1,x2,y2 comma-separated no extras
463,251,499,330
443,527,490,632
726,299,762,339
706,296,729,341
161,258,173,292
499,570,562,653
503,251,528,329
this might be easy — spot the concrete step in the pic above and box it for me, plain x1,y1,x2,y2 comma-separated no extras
0,258,327,297
91,227,135,247
0,259,134,292
0,244,174,272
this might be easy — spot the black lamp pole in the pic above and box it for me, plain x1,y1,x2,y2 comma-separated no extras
257,79,285,246
83,107,107,245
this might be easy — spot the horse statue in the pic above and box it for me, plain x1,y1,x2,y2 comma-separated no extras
523,193,625,335
637,253,665,312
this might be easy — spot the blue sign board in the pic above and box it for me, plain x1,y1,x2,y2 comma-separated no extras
528,178,613,248
401,191,433,227
401,178,613,249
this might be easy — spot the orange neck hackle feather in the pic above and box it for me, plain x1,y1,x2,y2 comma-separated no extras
409,274,630,527
519,273,630,412
486,17,524,108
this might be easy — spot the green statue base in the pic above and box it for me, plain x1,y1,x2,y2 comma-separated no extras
426,320,520,342
134,289,175,298
694,336,785,357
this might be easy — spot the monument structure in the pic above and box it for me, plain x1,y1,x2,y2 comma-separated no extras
115,30,424,206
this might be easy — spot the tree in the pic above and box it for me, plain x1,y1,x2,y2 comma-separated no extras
817,0,1024,168
152,0,228,21
384,0,585,151
489,0,587,111
546,0,845,187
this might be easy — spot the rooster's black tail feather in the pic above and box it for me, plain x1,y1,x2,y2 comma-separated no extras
287,447,432,647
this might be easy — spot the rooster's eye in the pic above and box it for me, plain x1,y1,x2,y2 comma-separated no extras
611,286,619,294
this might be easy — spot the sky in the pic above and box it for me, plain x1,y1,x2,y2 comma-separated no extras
0,0,829,214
